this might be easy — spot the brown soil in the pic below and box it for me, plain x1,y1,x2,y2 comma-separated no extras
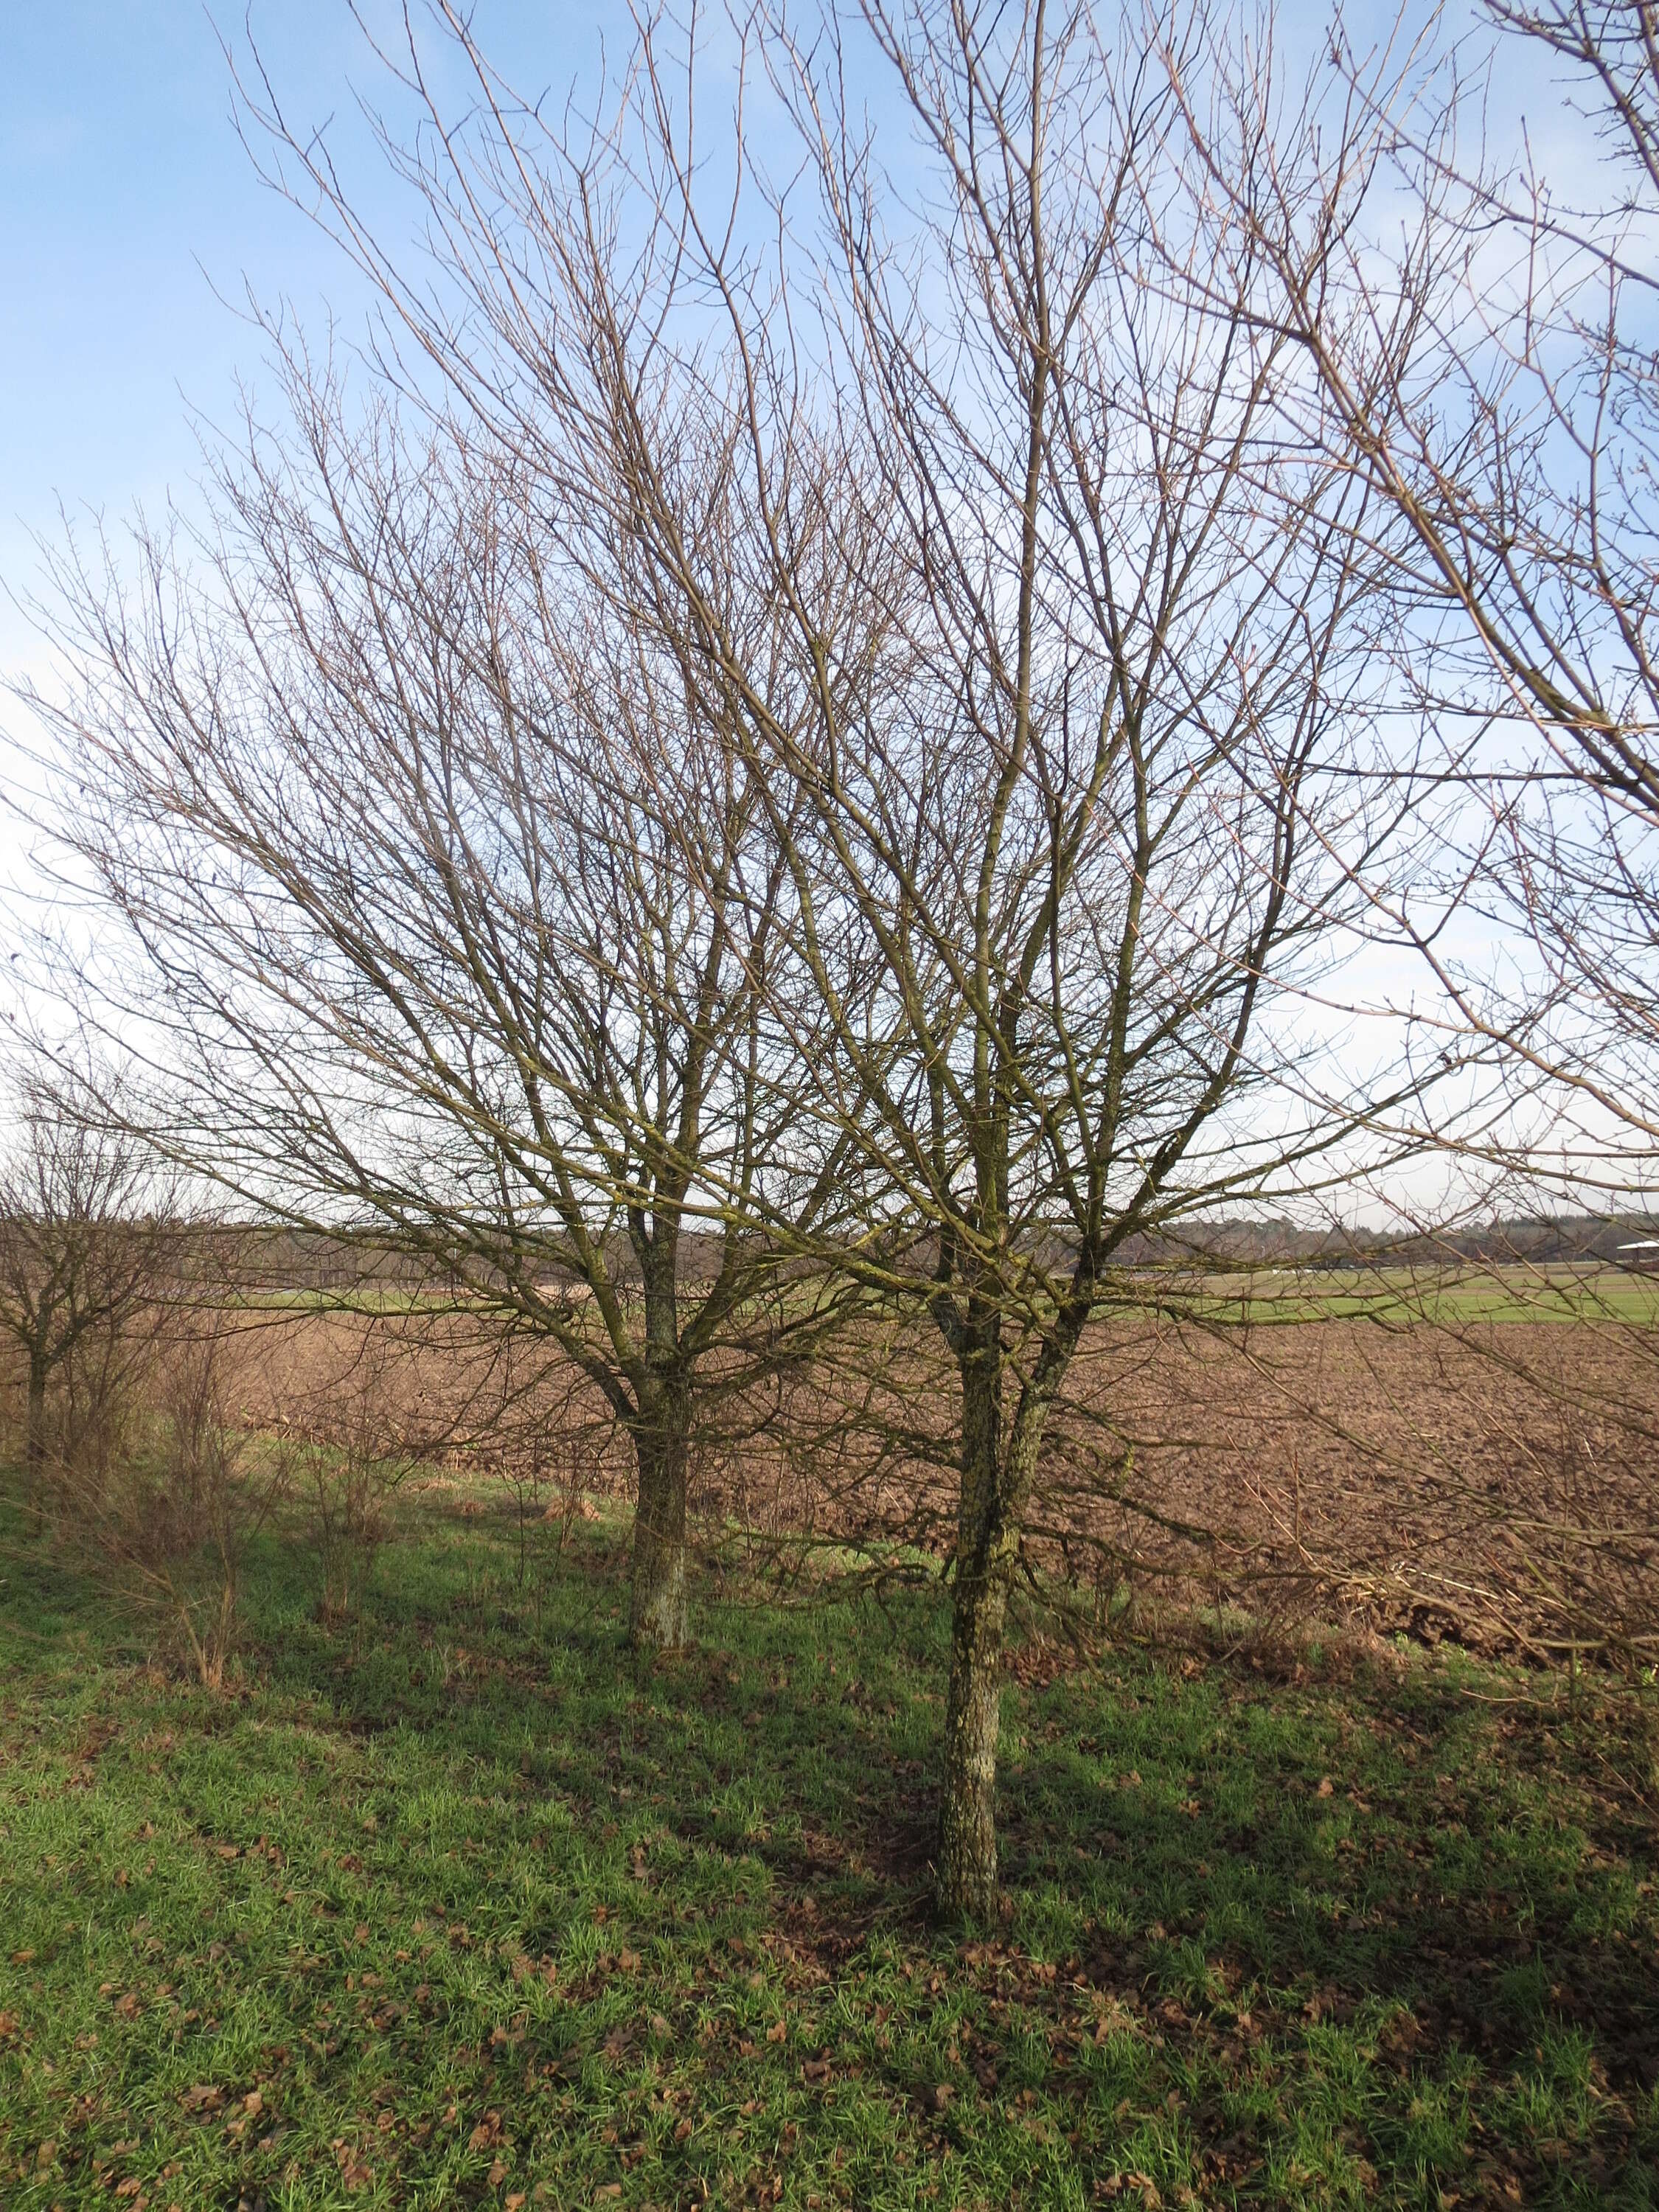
1048,1314,1659,1658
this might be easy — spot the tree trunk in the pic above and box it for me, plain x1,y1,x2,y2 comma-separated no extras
23,1352,48,1533
626,1222,692,1651
628,1396,690,1650
935,1303,1082,1920
937,1322,1012,1919
939,1537,1012,1918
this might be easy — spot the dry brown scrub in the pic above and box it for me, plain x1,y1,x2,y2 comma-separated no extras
1053,1317,1659,1664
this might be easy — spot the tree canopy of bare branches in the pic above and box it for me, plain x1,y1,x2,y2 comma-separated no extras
16,0,1458,1914
1161,0,1659,1181
22,364,864,1649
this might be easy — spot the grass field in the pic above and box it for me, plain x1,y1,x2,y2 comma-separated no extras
1203,1266,1659,1328
1,1485,1656,2211
215,1262,1659,1327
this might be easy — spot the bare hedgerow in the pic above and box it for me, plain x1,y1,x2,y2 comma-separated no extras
275,1331,422,1627
47,1313,285,1691
0,1071,173,1528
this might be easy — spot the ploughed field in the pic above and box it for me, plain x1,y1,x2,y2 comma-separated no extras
223,1276,1659,1661
1,1485,1656,2210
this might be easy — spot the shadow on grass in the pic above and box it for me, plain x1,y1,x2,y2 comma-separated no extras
268,1507,1659,2121
1,1485,1655,2209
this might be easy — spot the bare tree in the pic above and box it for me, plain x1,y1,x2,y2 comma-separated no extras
23,0,1439,1915
1111,0,1659,1727
0,1072,167,1523
737,1,1441,1916
22,378,853,1649
240,0,1440,1913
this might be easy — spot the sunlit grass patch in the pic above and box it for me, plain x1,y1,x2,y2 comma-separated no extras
1,1485,1655,2208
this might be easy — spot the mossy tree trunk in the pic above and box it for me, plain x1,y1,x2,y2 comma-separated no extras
935,1295,1088,1920
937,1315,1009,1917
626,1227,693,1651
627,1385,691,1649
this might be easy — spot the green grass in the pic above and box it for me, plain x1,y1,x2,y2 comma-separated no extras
221,1290,458,1315
223,1263,1659,1327
1,1488,1656,2211
1192,1264,1659,1327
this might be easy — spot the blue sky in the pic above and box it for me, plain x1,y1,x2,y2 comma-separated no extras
4,3,338,667
0,0,1611,1196
0,3,628,685
0,0,1565,692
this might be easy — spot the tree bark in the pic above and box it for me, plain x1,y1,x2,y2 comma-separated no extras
935,1299,1084,1919
23,1349,48,1532
939,1538,1013,1919
937,1322,1012,1918
628,1392,690,1649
